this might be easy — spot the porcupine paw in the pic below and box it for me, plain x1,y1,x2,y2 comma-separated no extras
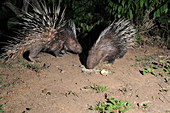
29,56,37,63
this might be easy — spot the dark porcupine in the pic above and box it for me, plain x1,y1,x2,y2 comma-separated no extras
86,19,136,69
0,1,81,62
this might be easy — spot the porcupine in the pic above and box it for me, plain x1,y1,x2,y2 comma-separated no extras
45,20,82,57
0,1,82,62
86,19,136,69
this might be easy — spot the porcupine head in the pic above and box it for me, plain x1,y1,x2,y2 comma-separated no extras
43,21,82,57
63,21,82,54
86,19,136,69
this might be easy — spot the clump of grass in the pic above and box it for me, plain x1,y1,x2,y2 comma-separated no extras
0,59,50,72
131,56,155,67
90,94,135,113
84,84,107,93
142,60,170,76
132,56,170,77
3,77,23,87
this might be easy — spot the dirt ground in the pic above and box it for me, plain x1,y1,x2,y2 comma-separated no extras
0,46,170,113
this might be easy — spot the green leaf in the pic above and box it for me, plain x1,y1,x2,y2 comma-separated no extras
140,0,144,7
118,6,122,13
109,1,114,7
118,0,121,3
164,4,168,13
122,0,125,7
160,60,166,63
129,9,133,19
153,12,156,18
147,68,152,72
128,0,131,7
0,104,4,108
145,1,148,8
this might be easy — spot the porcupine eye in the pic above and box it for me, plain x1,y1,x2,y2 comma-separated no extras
75,44,78,48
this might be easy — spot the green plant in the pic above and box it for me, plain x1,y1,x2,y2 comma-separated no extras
142,103,149,109
0,77,3,85
0,104,4,112
84,84,107,93
90,94,135,113
93,84,107,93
26,107,32,111
142,60,170,76
0,97,4,112
142,67,156,75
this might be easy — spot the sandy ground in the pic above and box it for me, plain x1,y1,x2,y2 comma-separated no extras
0,46,170,113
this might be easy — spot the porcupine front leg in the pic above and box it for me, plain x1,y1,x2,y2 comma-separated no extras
51,40,65,57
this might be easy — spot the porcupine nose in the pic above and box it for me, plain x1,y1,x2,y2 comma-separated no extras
86,57,96,69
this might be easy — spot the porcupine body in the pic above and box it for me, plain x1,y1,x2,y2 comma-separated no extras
0,1,81,62
86,19,136,69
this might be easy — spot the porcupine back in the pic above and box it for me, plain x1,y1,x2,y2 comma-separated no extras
0,1,66,62
86,19,136,69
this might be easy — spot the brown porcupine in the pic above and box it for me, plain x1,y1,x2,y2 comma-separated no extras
0,1,82,62
45,20,82,57
86,19,136,69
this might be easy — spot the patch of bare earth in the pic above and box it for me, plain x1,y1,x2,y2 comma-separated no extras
0,46,170,113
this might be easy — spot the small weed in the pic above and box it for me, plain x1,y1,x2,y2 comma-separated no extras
0,77,3,85
84,84,107,93
83,86,91,89
166,110,170,112
65,91,78,97
0,97,5,112
93,84,107,93
0,104,5,112
90,94,135,113
142,103,149,108
119,87,133,94
46,91,53,95
26,107,32,111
